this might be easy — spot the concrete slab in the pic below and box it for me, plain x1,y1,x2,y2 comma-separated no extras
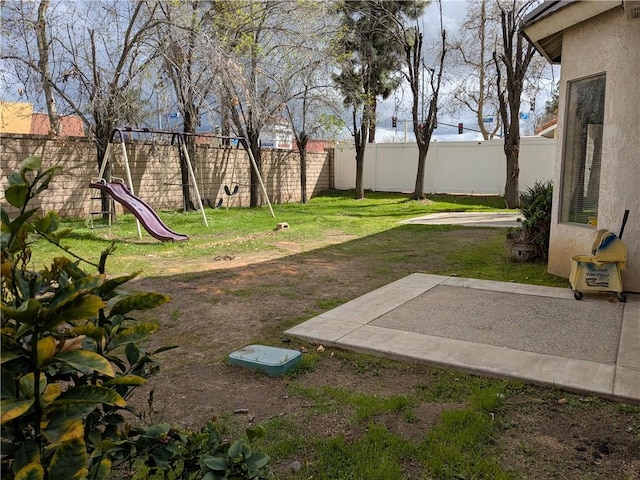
614,366,640,402
370,284,623,363
285,274,639,403
337,325,616,395
442,276,576,299
618,295,640,369
614,296,640,402
285,316,361,343
401,211,523,227
311,275,438,325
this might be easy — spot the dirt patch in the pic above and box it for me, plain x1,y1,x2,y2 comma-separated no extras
127,229,639,478
498,396,640,479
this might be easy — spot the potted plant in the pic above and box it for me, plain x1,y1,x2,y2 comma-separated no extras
506,180,553,262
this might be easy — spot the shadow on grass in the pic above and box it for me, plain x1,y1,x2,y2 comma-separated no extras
131,223,566,350
123,225,636,480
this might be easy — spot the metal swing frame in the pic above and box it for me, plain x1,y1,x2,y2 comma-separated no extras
94,128,275,241
179,132,275,218
95,128,209,240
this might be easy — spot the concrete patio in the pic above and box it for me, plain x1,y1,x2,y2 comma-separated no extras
286,273,640,403
400,211,523,228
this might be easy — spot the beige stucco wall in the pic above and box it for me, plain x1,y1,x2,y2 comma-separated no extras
0,101,33,134
548,6,640,292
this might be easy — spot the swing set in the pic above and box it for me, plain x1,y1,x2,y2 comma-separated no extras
89,127,274,242
179,132,273,215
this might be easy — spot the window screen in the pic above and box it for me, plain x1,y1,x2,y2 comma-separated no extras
560,74,606,225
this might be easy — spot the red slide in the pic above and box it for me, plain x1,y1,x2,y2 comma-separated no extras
90,181,189,242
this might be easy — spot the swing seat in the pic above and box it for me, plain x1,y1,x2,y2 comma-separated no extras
206,198,223,209
224,185,239,196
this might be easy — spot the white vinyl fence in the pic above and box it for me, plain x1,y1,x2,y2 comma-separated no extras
334,137,556,195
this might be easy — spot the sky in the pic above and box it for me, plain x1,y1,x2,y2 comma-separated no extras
374,0,559,142
0,0,558,143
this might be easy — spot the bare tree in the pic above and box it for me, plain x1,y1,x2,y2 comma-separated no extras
2,0,61,133
34,0,60,135
2,1,163,220
333,60,372,200
2,1,162,175
400,2,447,200
273,3,344,204
154,0,219,210
213,1,322,208
333,0,427,199
450,0,502,140
280,58,343,203
493,0,537,208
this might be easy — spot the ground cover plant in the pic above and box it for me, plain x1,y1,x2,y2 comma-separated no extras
12,177,640,479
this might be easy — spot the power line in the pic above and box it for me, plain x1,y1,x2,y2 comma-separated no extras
390,118,501,137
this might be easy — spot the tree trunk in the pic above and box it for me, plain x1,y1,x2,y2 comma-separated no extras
36,0,60,135
221,108,231,146
95,126,113,221
247,130,262,208
367,100,377,143
298,133,309,203
503,141,520,208
354,148,365,199
300,149,307,203
405,21,445,201
353,106,367,200
182,107,198,210
412,144,429,199
493,6,536,210
180,137,194,211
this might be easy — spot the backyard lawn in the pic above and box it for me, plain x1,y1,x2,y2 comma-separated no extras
31,191,640,479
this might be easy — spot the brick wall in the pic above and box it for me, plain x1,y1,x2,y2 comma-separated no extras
1,134,333,219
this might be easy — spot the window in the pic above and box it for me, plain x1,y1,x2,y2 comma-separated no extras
560,74,606,225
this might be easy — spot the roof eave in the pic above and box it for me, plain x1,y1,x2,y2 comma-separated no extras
522,0,623,64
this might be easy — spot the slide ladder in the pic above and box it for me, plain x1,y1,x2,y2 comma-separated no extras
87,184,114,233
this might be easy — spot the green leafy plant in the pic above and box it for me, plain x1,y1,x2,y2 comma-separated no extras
2,157,162,480
1,157,173,478
1,157,271,480
506,180,553,261
132,422,270,480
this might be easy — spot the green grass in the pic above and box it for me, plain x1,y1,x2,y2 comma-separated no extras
421,408,516,480
416,385,518,479
260,417,308,460
31,190,565,289
305,424,416,479
413,368,513,403
26,189,570,479
287,384,412,423
260,367,521,480
45,191,496,258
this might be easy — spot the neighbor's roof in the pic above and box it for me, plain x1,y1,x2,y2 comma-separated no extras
30,113,84,136
522,0,623,63
1,101,84,136
534,118,557,138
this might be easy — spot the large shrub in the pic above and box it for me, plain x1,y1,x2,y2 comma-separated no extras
506,180,553,261
1,157,270,480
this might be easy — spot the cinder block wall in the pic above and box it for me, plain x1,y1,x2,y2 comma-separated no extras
1,134,333,219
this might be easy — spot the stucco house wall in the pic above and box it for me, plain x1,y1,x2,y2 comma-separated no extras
547,5,640,292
